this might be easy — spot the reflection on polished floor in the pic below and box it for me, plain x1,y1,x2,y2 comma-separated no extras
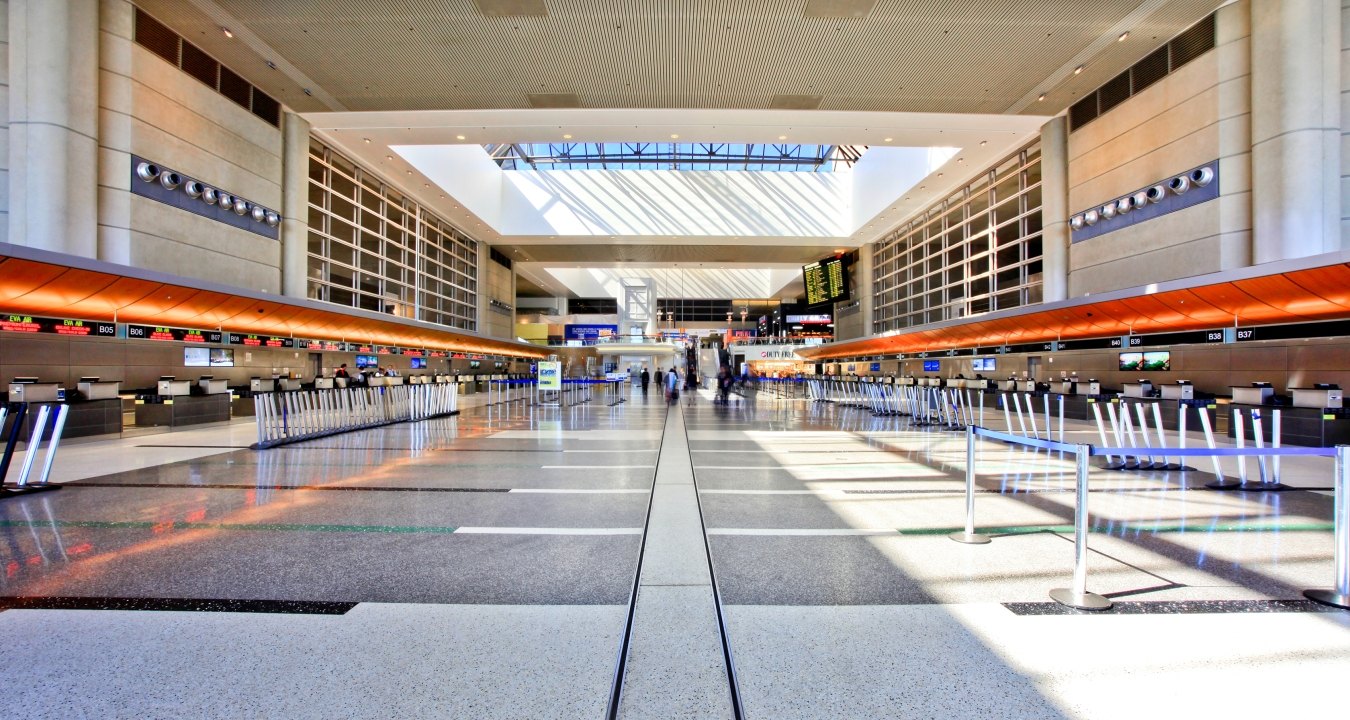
0,388,1347,719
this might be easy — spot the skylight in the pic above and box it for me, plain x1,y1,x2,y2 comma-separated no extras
484,142,866,172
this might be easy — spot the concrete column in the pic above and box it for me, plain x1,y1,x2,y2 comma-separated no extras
1039,116,1070,301
855,244,875,337
1249,0,1341,263
280,111,311,298
7,0,99,257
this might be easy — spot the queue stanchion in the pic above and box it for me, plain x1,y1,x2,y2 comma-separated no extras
950,425,991,545
1049,443,1112,611
5,404,51,493
1305,445,1350,609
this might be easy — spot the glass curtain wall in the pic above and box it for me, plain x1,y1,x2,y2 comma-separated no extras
306,138,479,331
872,141,1043,333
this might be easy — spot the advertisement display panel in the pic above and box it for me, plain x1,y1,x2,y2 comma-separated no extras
537,361,562,391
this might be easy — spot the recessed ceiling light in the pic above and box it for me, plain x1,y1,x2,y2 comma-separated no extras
957,158,964,162
1038,94,1046,101
670,134,679,139
1118,31,1129,42
1073,65,1084,75
456,134,466,140
980,140,988,146
385,155,393,160
563,134,572,139
222,27,234,38
406,170,413,175
883,137,892,142
778,135,787,140
424,183,430,188
363,138,371,144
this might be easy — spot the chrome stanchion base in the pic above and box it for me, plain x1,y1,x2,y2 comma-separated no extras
1205,478,1244,490
1163,463,1195,472
1303,589,1350,610
1236,481,1291,492
949,531,992,545
1100,461,1127,470
1049,588,1113,611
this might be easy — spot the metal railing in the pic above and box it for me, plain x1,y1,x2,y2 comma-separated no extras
951,425,1350,611
253,383,458,448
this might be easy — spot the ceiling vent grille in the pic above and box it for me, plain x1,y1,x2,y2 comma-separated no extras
133,8,282,127
527,92,580,108
474,0,547,17
803,0,878,19
770,94,824,110
1069,11,1216,132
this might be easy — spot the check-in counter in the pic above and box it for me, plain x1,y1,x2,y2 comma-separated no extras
78,378,121,401
278,378,303,392
8,381,65,403
197,377,229,395
1291,385,1343,409
1056,380,1077,395
157,378,192,397
1121,380,1154,398
1160,381,1194,401
250,378,276,394
314,377,335,390
1083,380,1102,396
1230,383,1274,405
918,377,940,387
1000,378,1018,392
1018,379,1037,393
897,376,916,386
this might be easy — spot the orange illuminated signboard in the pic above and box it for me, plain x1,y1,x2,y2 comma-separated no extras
227,333,294,348
1,314,116,337
127,324,222,343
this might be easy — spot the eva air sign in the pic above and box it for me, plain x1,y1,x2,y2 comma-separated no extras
537,361,561,391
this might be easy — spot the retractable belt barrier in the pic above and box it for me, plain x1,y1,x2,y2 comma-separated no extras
253,383,459,449
951,424,1350,611
0,402,70,496
488,379,536,407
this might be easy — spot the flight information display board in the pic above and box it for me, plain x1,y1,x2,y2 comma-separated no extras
802,256,850,306
127,324,223,343
227,333,294,348
1,314,116,337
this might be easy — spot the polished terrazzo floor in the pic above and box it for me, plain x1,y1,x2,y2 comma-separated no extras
0,387,1346,719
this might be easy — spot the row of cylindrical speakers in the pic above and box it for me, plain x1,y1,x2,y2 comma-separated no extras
136,161,280,227
1070,166,1213,231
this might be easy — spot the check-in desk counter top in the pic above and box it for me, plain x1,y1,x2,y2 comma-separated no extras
1056,381,1077,395
999,379,1018,392
250,378,276,394
8,382,64,403
197,378,229,395
1121,381,1154,399
1,397,123,439
1018,380,1038,393
1290,387,1343,409
1160,382,1194,401
1230,385,1274,405
917,378,940,387
897,377,916,386
313,377,335,390
78,380,121,401
276,378,304,391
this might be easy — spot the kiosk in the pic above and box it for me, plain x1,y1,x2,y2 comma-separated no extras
1121,380,1154,398
1230,382,1274,406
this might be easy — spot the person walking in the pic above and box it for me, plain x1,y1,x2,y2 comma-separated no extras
665,366,679,403
640,366,650,395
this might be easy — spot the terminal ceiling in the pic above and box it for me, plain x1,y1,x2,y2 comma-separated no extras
139,0,1228,300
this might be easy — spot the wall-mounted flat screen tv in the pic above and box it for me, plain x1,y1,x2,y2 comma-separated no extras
355,354,379,368
972,357,996,372
922,360,940,372
209,348,235,367
184,347,210,367
410,357,426,369
802,255,851,307
1141,351,1171,371
1118,352,1144,371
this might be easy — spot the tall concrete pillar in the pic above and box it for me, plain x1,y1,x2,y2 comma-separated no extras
280,111,311,298
7,0,99,257
855,244,875,337
1039,116,1070,301
1249,0,1341,263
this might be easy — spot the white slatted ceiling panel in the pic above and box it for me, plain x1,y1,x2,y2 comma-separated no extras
139,0,1222,115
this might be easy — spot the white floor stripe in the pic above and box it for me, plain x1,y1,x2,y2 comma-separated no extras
454,527,644,535
540,465,657,469
508,488,649,494
705,528,898,536
563,449,658,453
699,489,821,495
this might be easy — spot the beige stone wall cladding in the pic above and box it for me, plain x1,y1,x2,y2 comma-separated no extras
0,0,9,243
481,247,515,340
97,0,283,292
1067,1,1252,297
1342,0,1350,242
